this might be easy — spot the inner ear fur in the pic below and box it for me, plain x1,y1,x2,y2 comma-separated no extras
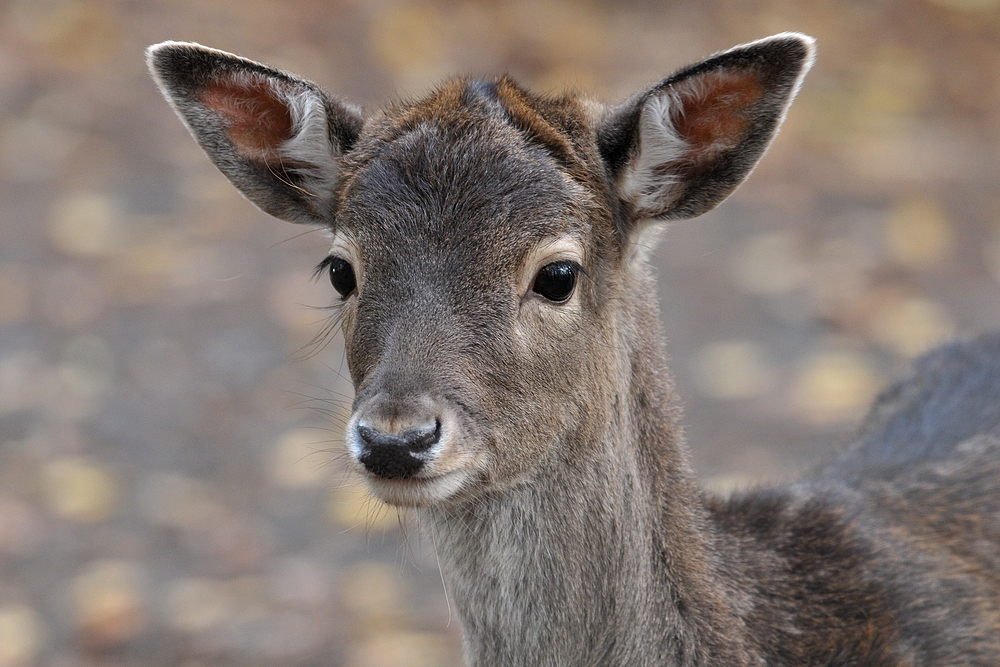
147,41,363,225
598,32,815,223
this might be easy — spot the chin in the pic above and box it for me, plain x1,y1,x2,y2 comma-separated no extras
363,468,477,508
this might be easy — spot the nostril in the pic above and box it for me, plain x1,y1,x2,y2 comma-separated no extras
402,420,440,453
354,420,441,480
357,421,440,453
357,424,389,448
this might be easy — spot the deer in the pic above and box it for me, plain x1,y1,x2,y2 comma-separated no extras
147,33,1000,666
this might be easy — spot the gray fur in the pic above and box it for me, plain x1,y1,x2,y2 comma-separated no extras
149,33,1000,666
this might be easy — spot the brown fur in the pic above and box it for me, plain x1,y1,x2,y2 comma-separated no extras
148,33,1000,666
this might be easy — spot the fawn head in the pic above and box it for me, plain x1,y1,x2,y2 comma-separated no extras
149,34,813,507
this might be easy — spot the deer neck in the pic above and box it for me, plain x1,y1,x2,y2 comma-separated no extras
424,276,752,666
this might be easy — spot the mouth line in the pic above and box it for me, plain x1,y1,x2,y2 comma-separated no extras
364,469,458,485
362,467,473,506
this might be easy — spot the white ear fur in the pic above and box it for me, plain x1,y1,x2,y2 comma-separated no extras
619,91,689,218
282,88,342,202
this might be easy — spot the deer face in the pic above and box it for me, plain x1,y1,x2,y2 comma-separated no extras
148,35,813,506
330,88,622,505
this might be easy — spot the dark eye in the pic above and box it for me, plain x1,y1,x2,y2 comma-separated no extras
531,261,580,303
317,256,357,298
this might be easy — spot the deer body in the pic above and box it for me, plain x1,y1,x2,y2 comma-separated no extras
148,34,1000,665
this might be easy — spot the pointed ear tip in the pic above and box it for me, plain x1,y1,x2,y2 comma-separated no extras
766,32,817,64
787,32,817,61
760,31,815,45
145,41,190,73
145,40,217,69
146,44,165,73
773,31,816,45
147,40,186,58
145,44,170,82
737,33,815,83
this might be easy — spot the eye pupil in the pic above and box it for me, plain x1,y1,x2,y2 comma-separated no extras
324,256,357,298
532,261,579,303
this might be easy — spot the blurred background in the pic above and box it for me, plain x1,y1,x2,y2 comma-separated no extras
1,0,999,664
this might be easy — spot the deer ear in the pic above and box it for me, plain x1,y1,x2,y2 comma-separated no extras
147,41,363,225
597,33,814,223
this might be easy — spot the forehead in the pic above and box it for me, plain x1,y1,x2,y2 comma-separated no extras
335,78,602,256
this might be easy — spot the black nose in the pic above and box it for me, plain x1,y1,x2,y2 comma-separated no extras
356,421,440,479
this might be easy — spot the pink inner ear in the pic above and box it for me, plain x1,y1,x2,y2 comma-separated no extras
672,71,763,162
200,77,293,160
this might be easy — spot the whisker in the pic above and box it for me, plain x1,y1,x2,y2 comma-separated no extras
267,160,321,200
270,226,327,249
